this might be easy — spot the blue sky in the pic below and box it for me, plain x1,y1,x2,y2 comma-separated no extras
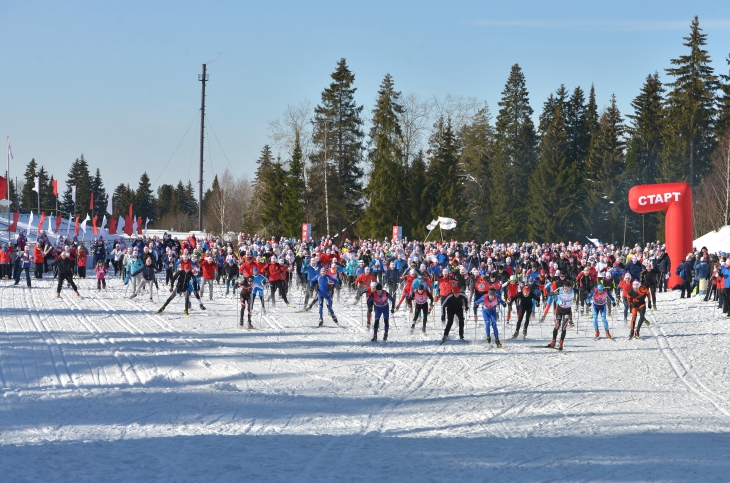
1,1,729,194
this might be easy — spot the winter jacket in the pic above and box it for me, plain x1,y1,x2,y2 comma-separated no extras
625,261,643,280
676,261,694,282
199,258,217,280
94,266,108,280
694,259,709,280
655,253,671,273
33,246,45,264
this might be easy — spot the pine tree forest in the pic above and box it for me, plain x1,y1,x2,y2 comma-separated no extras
10,17,730,243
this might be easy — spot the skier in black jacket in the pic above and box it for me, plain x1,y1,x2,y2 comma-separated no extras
158,266,195,315
54,251,79,298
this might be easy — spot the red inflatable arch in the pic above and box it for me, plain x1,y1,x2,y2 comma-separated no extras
628,182,693,288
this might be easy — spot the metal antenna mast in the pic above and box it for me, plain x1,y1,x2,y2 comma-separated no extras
198,64,208,232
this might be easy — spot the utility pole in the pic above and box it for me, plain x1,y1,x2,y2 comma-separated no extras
198,64,208,232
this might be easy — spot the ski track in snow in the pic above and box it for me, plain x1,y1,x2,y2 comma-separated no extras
1,278,730,481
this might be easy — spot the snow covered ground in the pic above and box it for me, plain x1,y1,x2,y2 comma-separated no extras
1,276,729,482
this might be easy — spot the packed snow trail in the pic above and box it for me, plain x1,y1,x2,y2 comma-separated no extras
1,277,730,481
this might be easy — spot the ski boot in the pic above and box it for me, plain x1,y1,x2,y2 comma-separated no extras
318,319,324,327
547,338,556,348
200,304,206,310
248,322,255,330
372,333,378,342
184,309,189,316
56,293,61,298
157,307,165,314
628,330,634,340
130,293,137,299
635,330,642,339
239,320,244,328
383,332,388,341
605,329,612,340
332,315,339,324
496,339,502,348
487,336,491,344
511,331,519,339
558,339,564,351
422,324,427,335
75,291,80,297
594,329,600,340
411,323,416,329
522,329,527,340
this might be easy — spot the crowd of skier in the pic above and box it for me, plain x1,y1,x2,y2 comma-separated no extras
1,229,727,351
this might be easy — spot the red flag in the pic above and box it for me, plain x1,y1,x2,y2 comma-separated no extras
137,216,143,235
124,204,133,236
90,192,94,210
92,214,98,234
0,176,7,200
55,213,63,232
38,212,46,233
7,211,19,232
52,180,58,197
108,216,117,235
74,215,80,237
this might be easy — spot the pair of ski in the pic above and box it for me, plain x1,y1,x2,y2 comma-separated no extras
533,344,565,352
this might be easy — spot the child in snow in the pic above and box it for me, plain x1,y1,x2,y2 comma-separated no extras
237,277,254,329
94,260,108,291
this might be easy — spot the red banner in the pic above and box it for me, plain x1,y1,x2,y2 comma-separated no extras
7,211,19,232
0,176,6,200
92,214,98,235
38,212,46,233
108,216,117,235
90,192,94,210
628,182,692,288
55,213,63,233
137,216,143,235
302,223,311,241
52,180,58,197
74,215,80,237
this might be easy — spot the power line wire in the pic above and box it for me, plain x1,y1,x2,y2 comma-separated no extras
152,110,200,188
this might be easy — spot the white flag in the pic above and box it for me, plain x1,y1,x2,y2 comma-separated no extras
80,214,91,235
66,212,72,235
437,217,457,230
48,215,54,234
28,211,34,231
144,217,150,235
71,186,76,203
32,177,39,193
106,196,112,215
426,220,438,231
100,215,107,232
132,216,138,234
585,236,602,248
118,216,125,234
7,141,13,160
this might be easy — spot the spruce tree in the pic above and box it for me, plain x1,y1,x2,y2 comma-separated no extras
156,184,174,220
626,73,665,185
406,150,429,239
585,85,600,147
46,175,57,213
425,118,462,236
312,58,364,233
526,105,577,241
717,54,730,136
135,172,155,221
585,95,627,241
662,16,718,189
61,154,92,215
90,168,107,215
37,166,50,212
113,183,135,217
280,132,306,237
361,74,404,239
492,64,538,241
459,104,496,240
21,158,38,211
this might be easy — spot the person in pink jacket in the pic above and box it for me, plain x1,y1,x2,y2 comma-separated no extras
94,260,109,291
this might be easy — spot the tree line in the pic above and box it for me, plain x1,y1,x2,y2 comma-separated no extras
8,17,730,242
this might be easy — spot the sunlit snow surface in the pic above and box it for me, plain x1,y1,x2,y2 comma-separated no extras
1,276,729,482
